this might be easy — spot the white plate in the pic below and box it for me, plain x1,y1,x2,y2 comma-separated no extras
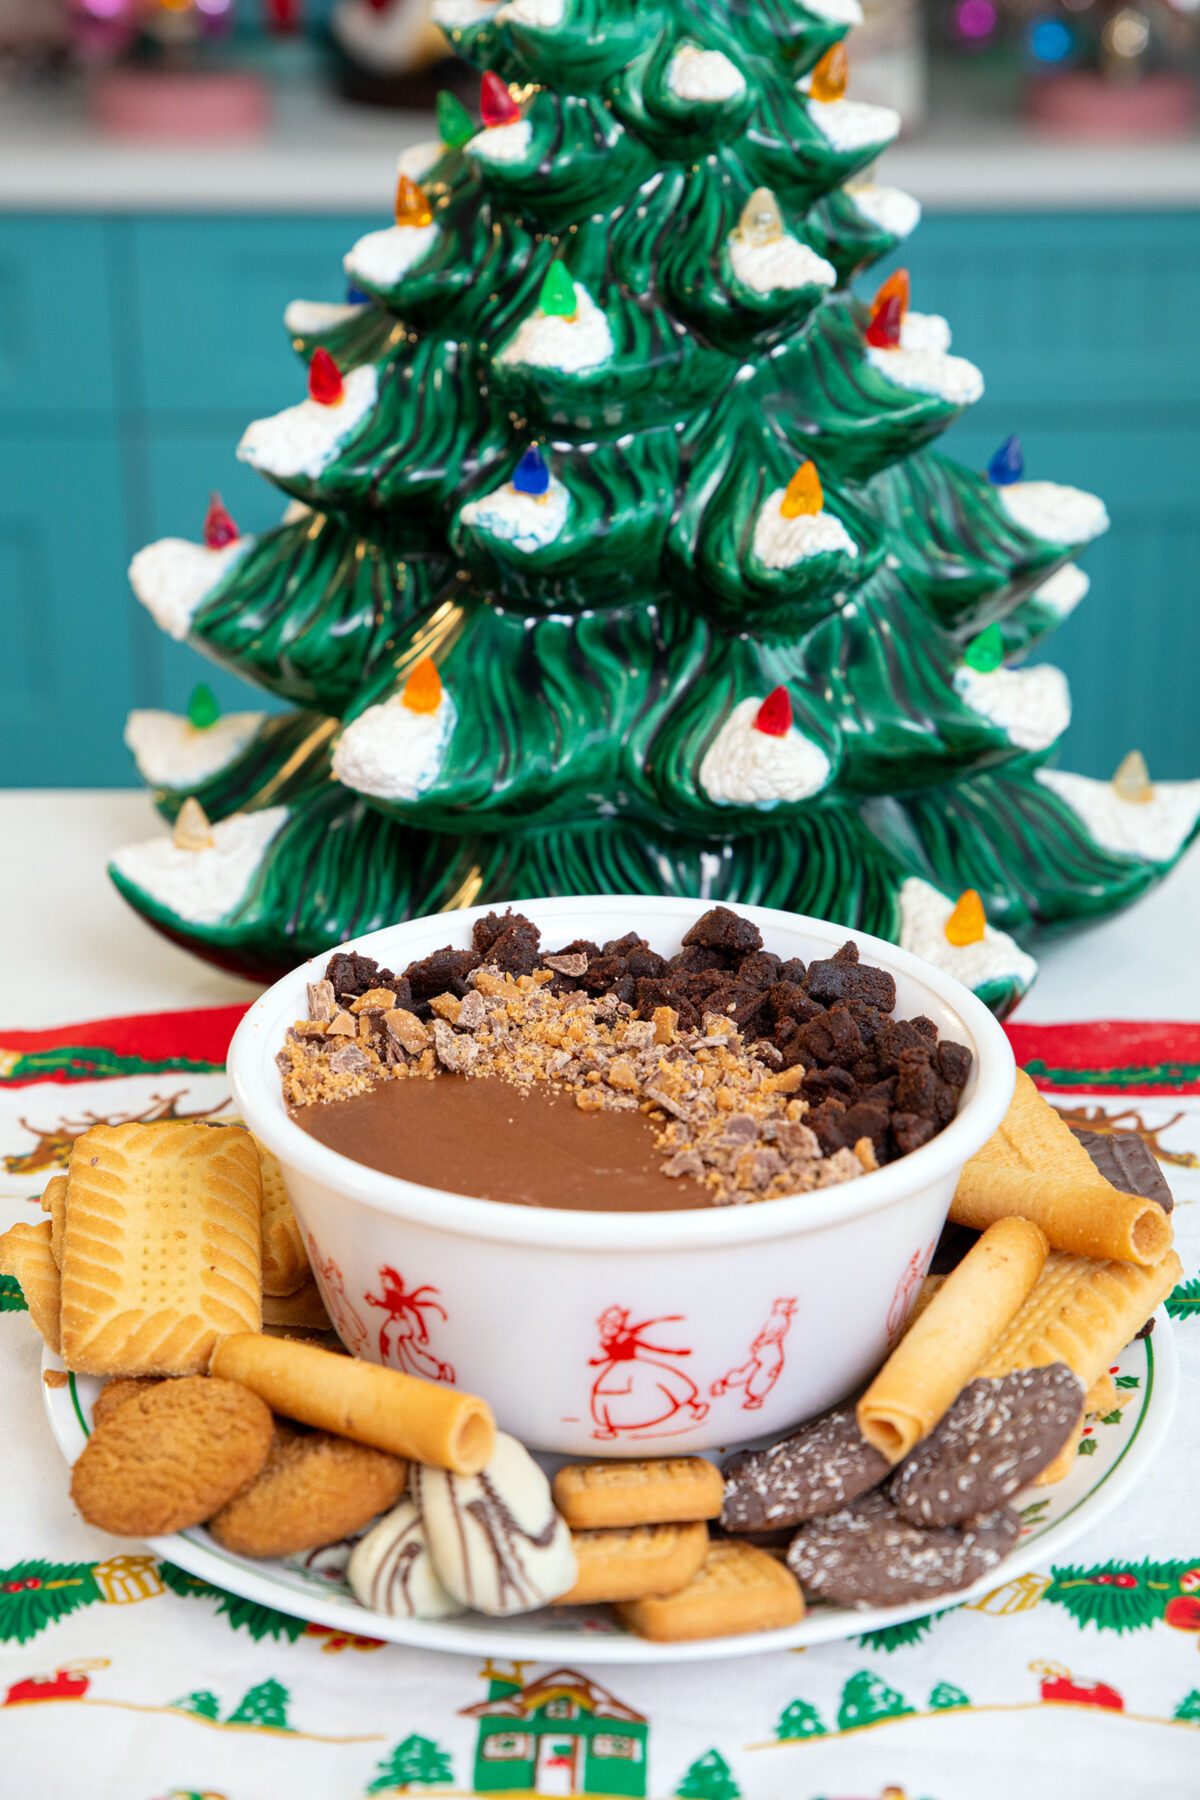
43,1317,1177,1665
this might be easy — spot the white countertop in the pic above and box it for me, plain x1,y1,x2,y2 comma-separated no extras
4,789,1199,1030
2,74,1199,213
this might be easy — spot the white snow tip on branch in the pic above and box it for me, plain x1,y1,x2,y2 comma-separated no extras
729,234,836,296
345,222,440,291
111,807,289,928
899,877,1037,993
284,299,367,337
496,282,614,374
900,311,952,355
128,535,253,642
466,119,534,165
807,97,900,154
801,0,863,22
699,697,832,809
1037,768,1200,865
460,477,570,555
237,363,379,482
847,183,921,241
668,44,747,104
999,481,1110,547
497,0,564,26
398,140,443,182
432,0,501,28
333,691,458,803
1033,563,1090,620
124,709,266,790
753,494,858,570
866,343,984,408
954,663,1071,753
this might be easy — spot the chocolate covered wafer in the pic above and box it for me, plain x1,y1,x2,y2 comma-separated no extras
890,1364,1084,1526
616,1539,803,1642
858,1217,1049,1463
1074,1129,1174,1214
553,1458,723,1530
60,1121,262,1377
209,1333,495,1474
721,1402,889,1533
558,1522,709,1606
975,1248,1183,1391
788,1491,1019,1608
0,1221,61,1353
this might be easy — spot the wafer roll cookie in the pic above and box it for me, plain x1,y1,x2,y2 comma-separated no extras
0,1221,61,1353
209,1333,495,1474
558,1523,709,1606
951,1168,1172,1267
970,1070,1106,1182
59,1122,262,1377
554,1458,723,1530
254,1139,310,1297
858,1217,1049,1463
40,1175,67,1269
616,1539,803,1642
975,1249,1182,1392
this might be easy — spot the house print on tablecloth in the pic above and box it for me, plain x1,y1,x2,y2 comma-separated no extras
460,1661,648,1797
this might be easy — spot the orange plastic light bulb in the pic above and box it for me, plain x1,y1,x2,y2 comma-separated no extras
402,656,443,714
945,889,987,948
308,347,345,407
1113,749,1154,804
780,461,824,519
810,42,848,103
874,267,911,322
394,173,433,229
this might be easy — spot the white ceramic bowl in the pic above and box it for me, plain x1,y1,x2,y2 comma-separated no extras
228,896,1016,1457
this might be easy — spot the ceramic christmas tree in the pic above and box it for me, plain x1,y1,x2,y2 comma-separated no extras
112,0,1200,1010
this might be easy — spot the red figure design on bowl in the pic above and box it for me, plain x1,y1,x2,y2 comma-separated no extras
886,1240,935,1343
710,1297,798,1410
306,1234,370,1356
364,1267,455,1384
588,1307,709,1440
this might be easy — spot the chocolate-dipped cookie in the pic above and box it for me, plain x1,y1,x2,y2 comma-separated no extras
787,1491,1019,1608
890,1364,1084,1528
721,1401,890,1533
1074,1128,1175,1214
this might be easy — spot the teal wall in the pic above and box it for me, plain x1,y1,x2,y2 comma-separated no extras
1,209,1197,786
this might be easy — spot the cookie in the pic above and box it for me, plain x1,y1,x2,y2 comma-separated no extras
70,1375,273,1537
254,1138,310,1295
207,1421,406,1559
976,1248,1183,1390
40,1174,68,1268
553,1458,723,1530
558,1522,709,1606
0,1221,61,1353
721,1402,889,1533
60,1121,262,1377
413,1433,576,1616
890,1364,1084,1527
787,1490,1019,1608
1074,1128,1174,1213
262,1280,333,1333
347,1500,462,1620
92,1376,163,1426
615,1539,803,1642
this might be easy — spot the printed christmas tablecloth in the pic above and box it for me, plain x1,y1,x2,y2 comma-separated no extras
2,1009,1198,1800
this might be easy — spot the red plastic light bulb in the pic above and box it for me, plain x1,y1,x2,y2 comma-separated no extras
308,347,345,407
754,687,793,738
866,292,904,350
203,491,239,549
480,69,521,129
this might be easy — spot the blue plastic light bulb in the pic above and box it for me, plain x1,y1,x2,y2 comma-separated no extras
345,283,370,305
988,435,1024,487
512,445,550,496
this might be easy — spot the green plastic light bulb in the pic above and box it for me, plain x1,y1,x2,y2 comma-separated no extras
964,624,1004,675
436,90,475,150
188,683,220,729
539,261,578,319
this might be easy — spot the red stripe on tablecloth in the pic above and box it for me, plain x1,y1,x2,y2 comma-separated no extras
1005,1020,1200,1093
0,1004,252,1069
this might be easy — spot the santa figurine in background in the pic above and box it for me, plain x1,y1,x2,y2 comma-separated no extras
329,0,465,108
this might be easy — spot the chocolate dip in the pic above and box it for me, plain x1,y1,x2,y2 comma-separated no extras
290,1074,714,1212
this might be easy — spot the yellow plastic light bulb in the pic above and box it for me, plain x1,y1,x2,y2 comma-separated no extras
945,889,987,948
1113,749,1154,804
394,174,434,229
173,796,215,852
780,461,824,519
810,42,848,104
738,187,784,249
402,655,443,714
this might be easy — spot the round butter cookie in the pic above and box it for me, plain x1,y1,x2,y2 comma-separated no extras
208,1421,407,1558
71,1376,273,1537
92,1376,164,1426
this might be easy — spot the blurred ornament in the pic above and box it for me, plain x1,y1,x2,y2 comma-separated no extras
810,42,849,102
987,435,1025,486
512,445,550,497
394,172,433,226
481,69,520,127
